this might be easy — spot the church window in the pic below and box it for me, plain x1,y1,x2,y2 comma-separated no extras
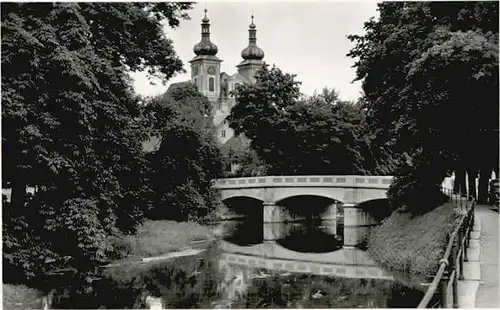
209,77,215,92
221,130,226,138
217,102,222,110
235,83,240,89
194,77,197,85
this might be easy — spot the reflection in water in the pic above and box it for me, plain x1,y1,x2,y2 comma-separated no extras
217,217,425,308
277,219,343,253
222,217,263,246
52,215,425,308
225,272,424,308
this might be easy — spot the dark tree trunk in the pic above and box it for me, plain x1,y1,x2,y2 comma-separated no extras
454,168,467,194
467,168,478,199
10,173,27,210
478,167,491,204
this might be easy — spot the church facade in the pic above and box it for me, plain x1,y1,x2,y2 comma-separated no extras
169,9,266,145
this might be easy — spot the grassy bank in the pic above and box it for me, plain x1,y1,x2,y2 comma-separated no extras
4,221,215,309
113,220,215,259
367,202,460,282
3,284,44,310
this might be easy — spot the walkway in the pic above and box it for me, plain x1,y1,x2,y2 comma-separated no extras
475,204,499,308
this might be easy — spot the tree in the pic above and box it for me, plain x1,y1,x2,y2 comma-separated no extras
348,2,499,209
2,2,193,290
228,65,376,175
228,65,302,175
142,83,223,221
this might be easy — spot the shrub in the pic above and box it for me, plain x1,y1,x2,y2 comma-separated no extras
387,152,451,214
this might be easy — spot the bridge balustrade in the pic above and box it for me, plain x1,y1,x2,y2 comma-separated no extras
213,175,394,189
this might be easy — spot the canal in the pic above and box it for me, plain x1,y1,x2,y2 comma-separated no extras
51,209,428,308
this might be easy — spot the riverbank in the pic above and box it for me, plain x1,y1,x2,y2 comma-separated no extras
367,202,460,283
3,284,44,310
112,220,215,260
4,220,216,309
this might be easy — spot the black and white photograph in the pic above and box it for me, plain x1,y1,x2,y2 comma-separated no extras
2,0,499,309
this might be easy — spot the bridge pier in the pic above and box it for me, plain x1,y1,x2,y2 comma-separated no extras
343,203,378,249
263,222,291,241
263,202,292,240
321,203,338,220
321,219,338,236
263,202,290,223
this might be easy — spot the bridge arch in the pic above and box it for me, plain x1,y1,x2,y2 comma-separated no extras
275,194,339,220
275,193,341,205
221,196,263,219
220,189,264,202
272,187,348,203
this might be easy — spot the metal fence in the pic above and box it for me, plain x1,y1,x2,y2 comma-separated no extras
417,188,476,308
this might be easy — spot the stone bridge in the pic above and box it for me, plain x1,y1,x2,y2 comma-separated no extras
212,175,393,204
212,175,393,248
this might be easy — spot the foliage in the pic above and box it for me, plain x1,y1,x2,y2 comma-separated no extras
387,150,450,214
231,147,268,177
221,138,268,177
227,65,302,175
142,83,224,221
367,202,460,281
348,2,499,207
1,2,192,290
228,65,394,176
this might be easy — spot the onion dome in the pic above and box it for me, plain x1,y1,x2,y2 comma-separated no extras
193,9,218,56
241,15,264,60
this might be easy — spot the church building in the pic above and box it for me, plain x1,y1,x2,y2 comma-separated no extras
168,9,266,146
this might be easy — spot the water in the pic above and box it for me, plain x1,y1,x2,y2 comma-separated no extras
51,216,426,308
214,218,425,308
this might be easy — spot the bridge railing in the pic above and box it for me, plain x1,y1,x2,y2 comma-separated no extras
212,175,394,189
417,188,476,308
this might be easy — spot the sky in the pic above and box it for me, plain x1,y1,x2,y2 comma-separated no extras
131,1,380,102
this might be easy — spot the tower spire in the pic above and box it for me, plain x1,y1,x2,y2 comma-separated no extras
193,8,218,56
241,14,264,60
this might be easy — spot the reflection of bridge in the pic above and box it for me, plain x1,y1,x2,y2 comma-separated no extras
219,240,393,280
213,175,393,248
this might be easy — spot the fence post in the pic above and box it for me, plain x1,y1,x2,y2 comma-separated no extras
469,205,474,240
463,214,470,262
439,233,451,308
451,237,459,308
459,225,465,280
440,271,450,308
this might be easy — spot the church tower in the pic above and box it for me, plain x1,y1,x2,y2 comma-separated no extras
236,15,265,83
190,9,222,103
